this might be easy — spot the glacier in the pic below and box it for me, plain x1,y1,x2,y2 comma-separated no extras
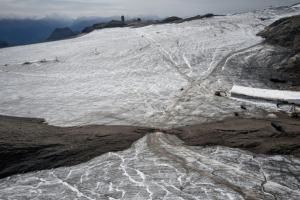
0,132,299,200
0,6,299,128
1,5,300,200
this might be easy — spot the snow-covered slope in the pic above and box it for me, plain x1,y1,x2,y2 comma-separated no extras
1,132,299,200
1,6,300,200
0,6,299,128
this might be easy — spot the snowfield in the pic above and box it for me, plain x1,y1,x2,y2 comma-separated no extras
1,133,300,200
1,6,299,128
1,5,300,200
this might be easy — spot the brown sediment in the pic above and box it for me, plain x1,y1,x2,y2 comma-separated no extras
0,115,156,179
166,114,300,157
0,114,300,179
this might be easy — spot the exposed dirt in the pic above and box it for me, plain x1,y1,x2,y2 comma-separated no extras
167,114,300,157
0,115,156,179
0,114,299,179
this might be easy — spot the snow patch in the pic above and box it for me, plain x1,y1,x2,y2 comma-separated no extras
230,85,300,105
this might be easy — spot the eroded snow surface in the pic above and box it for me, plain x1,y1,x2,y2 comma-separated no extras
0,6,299,128
0,133,299,200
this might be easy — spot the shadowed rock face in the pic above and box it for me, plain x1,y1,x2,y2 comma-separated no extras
161,16,183,23
258,15,300,51
47,27,76,41
257,15,300,87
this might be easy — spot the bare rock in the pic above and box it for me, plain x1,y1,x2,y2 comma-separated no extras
258,15,300,51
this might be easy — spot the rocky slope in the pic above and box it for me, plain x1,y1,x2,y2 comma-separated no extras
258,15,300,51
257,15,300,87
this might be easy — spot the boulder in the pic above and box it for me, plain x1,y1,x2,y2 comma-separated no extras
287,53,300,68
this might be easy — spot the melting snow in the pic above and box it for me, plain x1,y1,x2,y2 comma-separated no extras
0,6,299,127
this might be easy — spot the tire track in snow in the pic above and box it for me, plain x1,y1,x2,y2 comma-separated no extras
136,28,262,127
158,42,263,126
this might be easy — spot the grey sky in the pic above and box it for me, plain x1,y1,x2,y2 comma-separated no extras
0,0,299,18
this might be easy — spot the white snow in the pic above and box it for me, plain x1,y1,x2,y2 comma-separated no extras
0,6,299,127
231,85,300,105
1,6,300,199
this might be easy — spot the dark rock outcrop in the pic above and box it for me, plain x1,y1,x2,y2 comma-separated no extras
47,27,76,41
0,41,9,48
258,15,300,51
258,15,300,87
180,13,217,23
82,20,126,33
161,16,183,24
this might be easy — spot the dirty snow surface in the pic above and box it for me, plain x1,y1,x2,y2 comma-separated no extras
1,133,300,200
0,6,299,128
1,5,300,200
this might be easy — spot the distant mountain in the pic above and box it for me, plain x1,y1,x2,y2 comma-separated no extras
70,17,118,32
0,40,9,48
47,27,76,41
0,16,161,46
0,18,72,46
0,17,116,46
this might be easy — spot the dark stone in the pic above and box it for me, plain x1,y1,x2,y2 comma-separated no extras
82,20,126,34
214,91,227,97
269,78,287,83
271,122,285,133
22,61,32,65
240,105,247,110
215,91,222,96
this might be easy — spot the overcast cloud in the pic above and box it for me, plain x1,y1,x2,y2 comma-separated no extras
0,0,299,18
